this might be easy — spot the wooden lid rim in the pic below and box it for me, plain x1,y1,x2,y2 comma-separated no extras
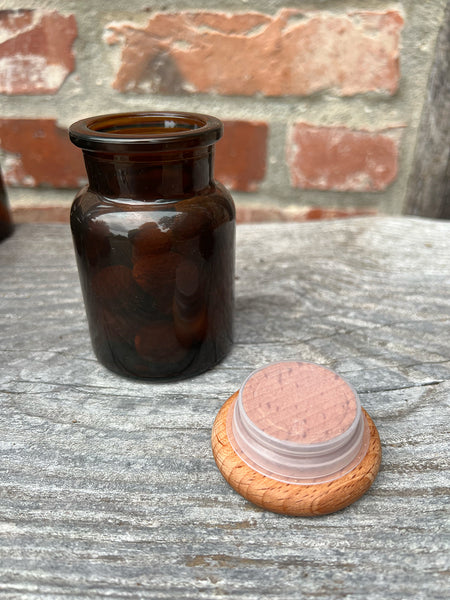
211,392,382,516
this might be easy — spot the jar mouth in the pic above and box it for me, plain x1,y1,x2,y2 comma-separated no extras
227,361,370,485
69,111,223,152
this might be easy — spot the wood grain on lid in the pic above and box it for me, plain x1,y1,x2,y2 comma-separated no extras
241,362,357,444
212,392,382,516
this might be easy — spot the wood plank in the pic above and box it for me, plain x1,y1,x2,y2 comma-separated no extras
405,1,450,218
0,218,449,599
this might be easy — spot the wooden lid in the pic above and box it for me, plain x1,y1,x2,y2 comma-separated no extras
211,362,381,516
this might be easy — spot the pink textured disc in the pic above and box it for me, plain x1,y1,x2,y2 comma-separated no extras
241,361,357,444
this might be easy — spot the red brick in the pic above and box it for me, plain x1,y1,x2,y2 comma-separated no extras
0,9,77,95
216,121,267,192
287,124,401,192
105,9,402,97
0,118,266,192
0,119,86,188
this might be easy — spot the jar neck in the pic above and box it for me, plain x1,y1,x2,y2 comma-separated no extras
82,146,215,200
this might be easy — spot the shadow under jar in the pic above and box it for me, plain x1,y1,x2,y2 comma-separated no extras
69,112,235,380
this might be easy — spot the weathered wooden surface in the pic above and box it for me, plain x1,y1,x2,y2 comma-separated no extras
1,217,449,599
405,1,450,218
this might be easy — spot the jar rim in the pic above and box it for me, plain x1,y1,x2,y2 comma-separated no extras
69,111,223,152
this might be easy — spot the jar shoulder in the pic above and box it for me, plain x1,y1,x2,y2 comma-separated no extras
71,185,234,217
70,184,235,237
213,181,235,219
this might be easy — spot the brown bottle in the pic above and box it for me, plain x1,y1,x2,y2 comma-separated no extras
0,167,14,241
69,112,235,380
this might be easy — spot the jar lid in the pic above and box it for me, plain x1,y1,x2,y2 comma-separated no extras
211,361,381,516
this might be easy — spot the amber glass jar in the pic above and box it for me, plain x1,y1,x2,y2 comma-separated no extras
0,167,14,241
69,112,235,380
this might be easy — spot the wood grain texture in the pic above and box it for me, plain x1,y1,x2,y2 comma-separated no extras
0,217,449,599
405,1,450,218
211,393,381,516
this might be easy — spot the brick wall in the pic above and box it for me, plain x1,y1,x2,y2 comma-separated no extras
0,1,446,223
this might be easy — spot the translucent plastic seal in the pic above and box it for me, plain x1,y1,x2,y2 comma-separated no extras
227,361,370,484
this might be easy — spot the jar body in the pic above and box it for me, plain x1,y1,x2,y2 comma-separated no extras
0,167,13,241
69,112,235,380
